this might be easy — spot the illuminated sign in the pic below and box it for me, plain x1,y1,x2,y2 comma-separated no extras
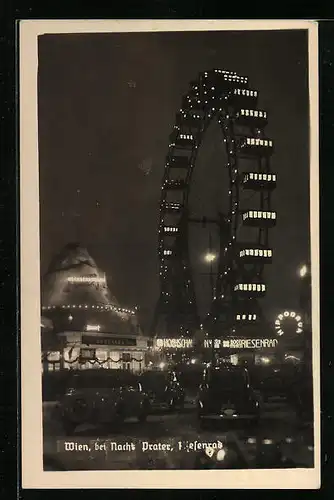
67,276,106,284
204,338,279,349
154,337,278,349
79,348,96,360
274,311,303,336
82,335,137,347
86,324,101,332
155,338,193,349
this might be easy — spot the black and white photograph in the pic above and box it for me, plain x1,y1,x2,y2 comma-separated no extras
20,20,320,489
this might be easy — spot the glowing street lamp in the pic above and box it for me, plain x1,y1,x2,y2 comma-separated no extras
204,235,218,365
299,265,308,278
204,252,217,263
261,356,271,365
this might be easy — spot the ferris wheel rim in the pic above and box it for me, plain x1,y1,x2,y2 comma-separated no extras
154,68,276,336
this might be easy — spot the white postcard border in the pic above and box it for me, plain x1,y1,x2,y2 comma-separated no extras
20,19,320,489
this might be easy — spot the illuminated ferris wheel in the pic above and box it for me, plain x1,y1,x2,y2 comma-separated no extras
151,69,277,338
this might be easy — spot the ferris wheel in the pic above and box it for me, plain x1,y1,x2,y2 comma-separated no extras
151,69,277,338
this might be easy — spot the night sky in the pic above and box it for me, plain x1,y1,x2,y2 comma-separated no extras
38,29,310,331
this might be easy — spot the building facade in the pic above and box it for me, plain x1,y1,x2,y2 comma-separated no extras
41,243,149,373
42,330,150,373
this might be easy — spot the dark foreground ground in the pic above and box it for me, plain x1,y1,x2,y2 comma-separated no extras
43,394,314,470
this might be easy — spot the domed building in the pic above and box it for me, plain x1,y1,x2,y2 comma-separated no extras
41,243,149,373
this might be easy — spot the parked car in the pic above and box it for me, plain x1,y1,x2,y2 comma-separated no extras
249,363,301,402
59,369,150,435
197,364,262,428
139,369,185,411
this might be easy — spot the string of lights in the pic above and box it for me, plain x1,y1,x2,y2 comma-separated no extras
42,303,136,315
44,355,143,365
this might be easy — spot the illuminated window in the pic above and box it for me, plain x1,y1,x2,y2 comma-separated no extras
242,314,246,320
268,250,272,257
261,284,265,291
236,315,241,320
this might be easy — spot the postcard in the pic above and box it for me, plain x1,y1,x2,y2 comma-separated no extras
20,19,320,489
